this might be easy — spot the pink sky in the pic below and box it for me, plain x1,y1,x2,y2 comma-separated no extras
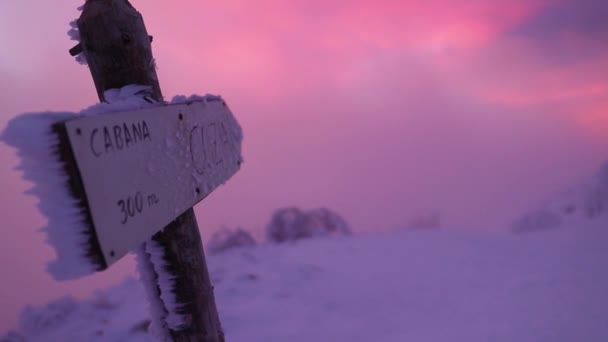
0,0,607,333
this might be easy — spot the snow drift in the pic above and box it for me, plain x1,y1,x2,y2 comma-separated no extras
513,161,608,233
4,219,608,342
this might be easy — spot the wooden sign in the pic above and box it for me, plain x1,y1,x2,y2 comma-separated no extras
58,98,242,267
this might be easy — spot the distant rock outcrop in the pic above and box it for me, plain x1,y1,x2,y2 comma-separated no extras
583,162,608,219
266,207,351,243
207,228,256,254
405,212,441,230
512,210,562,233
512,161,608,233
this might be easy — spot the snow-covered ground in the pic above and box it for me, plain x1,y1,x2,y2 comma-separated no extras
512,162,608,233
3,218,607,342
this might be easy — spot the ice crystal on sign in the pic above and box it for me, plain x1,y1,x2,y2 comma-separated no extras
67,17,87,65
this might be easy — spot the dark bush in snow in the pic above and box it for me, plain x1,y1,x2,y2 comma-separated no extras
583,162,608,219
207,228,256,254
512,161,608,233
2,331,26,342
266,207,351,243
265,207,307,243
512,210,562,233
19,297,79,332
306,208,352,236
405,212,441,230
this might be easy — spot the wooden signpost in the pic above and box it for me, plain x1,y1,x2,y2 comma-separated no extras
59,100,242,267
61,0,238,341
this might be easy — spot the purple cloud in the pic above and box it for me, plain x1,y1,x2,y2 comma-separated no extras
506,0,608,65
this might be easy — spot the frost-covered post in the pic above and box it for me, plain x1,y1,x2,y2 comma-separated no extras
76,1,224,341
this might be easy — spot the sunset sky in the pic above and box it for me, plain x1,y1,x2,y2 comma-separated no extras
0,0,607,333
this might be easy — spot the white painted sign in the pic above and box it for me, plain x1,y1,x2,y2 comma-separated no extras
63,99,243,266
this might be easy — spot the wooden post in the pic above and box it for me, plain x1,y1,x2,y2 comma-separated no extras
77,1,224,341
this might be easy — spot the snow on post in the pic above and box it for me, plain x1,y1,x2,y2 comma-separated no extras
0,86,159,280
2,112,96,280
75,1,229,337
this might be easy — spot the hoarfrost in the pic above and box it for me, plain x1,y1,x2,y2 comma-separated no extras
0,84,162,280
67,13,87,65
135,245,172,342
2,85,239,336
144,240,185,330
1,112,97,280
81,85,158,115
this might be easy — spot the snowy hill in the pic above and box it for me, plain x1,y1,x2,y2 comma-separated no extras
4,222,608,342
513,161,608,233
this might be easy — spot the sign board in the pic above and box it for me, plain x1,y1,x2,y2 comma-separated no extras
62,98,242,266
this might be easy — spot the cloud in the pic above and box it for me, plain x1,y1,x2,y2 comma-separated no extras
505,0,608,66
1,0,606,233
141,0,607,149
511,0,608,38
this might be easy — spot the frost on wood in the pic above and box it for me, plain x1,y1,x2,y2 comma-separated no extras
0,84,179,280
171,92,244,151
135,241,185,340
67,3,87,65
266,207,351,243
1,112,97,280
144,239,185,330
81,84,159,115
135,245,172,342
1,85,158,280
171,94,221,105
208,227,256,254
170,93,244,146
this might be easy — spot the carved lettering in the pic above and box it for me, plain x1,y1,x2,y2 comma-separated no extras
132,122,142,142
89,120,151,157
190,121,228,175
117,191,159,225
123,123,133,147
113,125,124,149
103,127,114,154
89,128,101,157
142,121,150,140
